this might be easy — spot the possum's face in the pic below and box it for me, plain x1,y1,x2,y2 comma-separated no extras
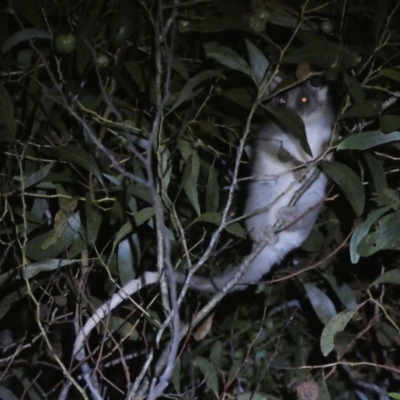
272,77,334,127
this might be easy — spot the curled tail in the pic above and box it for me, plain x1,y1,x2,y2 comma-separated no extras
174,246,278,292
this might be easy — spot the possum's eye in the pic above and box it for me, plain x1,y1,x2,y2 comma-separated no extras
300,95,308,104
278,97,286,106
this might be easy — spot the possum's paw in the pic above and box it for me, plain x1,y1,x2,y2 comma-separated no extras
277,205,300,229
249,225,276,244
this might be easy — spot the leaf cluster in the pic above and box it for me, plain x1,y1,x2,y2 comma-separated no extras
1,0,400,399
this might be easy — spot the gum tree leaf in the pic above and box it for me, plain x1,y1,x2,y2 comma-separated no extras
350,206,391,263
304,283,337,325
26,213,83,261
179,17,253,34
118,238,135,285
265,105,311,156
343,74,365,104
245,39,269,86
206,163,219,212
282,42,360,68
204,42,252,77
270,9,317,31
85,195,102,245
182,153,201,216
194,356,218,397
113,221,134,250
381,68,400,82
169,70,225,113
363,152,387,194
14,162,54,190
41,199,78,250
0,83,17,142
357,210,400,256
41,147,104,185
0,385,20,400
1,29,51,53
238,394,277,400
24,259,76,279
372,269,400,285
210,341,222,370
133,207,155,227
340,100,381,119
319,160,365,216
322,274,357,308
320,302,366,356
193,212,246,238
172,359,181,394
380,115,400,133
337,130,400,150
219,87,254,109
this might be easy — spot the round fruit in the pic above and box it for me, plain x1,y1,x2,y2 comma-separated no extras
55,34,76,54
320,20,333,34
96,54,110,69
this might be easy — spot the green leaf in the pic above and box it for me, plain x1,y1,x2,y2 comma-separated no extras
0,282,40,319
204,42,252,77
133,207,155,227
194,356,218,397
227,359,243,386
179,17,257,34
0,83,17,142
304,283,336,325
322,274,357,308
41,199,78,250
245,39,269,86
317,376,332,400
172,359,181,393
381,68,400,82
319,161,365,216
219,87,254,109
350,206,391,263
343,74,365,104
169,70,225,113
24,259,76,279
41,146,104,185
389,393,400,399
118,238,135,285
337,130,400,150
0,385,20,400
282,42,360,68
193,212,246,238
239,394,279,400
265,105,311,156
113,221,134,250
380,115,400,133
320,302,366,356
340,100,381,119
182,154,201,216
210,341,222,370
85,195,102,245
14,162,54,190
373,269,400,286
363,152,387,194
357,210,400,256
270,9,307,29
1,29,51,53
206,163,219,212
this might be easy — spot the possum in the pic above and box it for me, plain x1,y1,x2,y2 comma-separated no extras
73,73,335,355
175,74,335,291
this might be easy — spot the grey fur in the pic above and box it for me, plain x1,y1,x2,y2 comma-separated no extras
177,78,335,292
